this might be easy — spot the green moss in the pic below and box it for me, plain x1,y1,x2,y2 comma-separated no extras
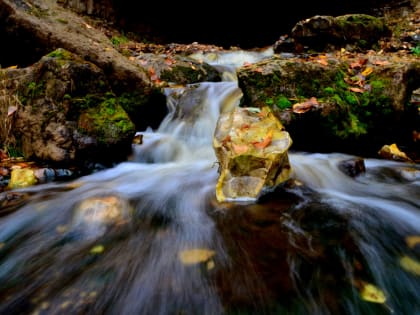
110,35,129,47
117,91,149,115
78,92,135,142
56,18,68,24
276,96,292,109
323,87,335,95
160,66,205,83
343,91,359,105
47,49,73,60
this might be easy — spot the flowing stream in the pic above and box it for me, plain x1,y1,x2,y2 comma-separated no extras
0,50,419,315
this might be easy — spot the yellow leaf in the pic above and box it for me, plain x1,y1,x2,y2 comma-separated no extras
360,282,386,303
405,235,420,249
90,245,105,254
361,67,373,77
400,255,420,276
207,260,215,270
178,248,215,265
56,225,68,234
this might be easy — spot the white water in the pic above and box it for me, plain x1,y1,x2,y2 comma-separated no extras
0,51,419,315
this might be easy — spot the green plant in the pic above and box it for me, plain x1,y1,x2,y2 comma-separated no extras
110,34,129,47
410,45,420,57
276,96,292,109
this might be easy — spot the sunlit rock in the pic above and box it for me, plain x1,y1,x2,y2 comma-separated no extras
378,143,413,162
7,168,37,189
213,106,293,202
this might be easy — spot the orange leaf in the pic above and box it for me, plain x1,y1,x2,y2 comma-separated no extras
164,58,175,65
316,55,329,66
252,131,273,149
240,123,250,130
292,97,319,114
349,87,364,93
222,135,231,145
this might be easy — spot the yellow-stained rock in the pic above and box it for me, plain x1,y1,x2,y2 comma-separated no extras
8,168,38,189
213,106,292,202
378,143,413,162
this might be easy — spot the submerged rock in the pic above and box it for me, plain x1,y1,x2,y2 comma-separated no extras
213,106,292,202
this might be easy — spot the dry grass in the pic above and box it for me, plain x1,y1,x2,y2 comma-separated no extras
0,69,22,157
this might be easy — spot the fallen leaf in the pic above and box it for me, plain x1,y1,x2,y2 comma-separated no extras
316,55,329,66
207,260,215,270
405,235,420,249
178,248,215,265
240,123,251,130
56,225,68,233
349,87,365,93
359,282,386,303
90,245,105,254
361,67,373,77
252,131,273,149
400,255,420,276
165,57,175,65
292,97,319,114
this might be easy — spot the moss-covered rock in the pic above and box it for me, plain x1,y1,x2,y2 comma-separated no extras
9,48,136,166
237,54,420,157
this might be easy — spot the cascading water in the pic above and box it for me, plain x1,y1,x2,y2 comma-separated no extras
0,50,419,315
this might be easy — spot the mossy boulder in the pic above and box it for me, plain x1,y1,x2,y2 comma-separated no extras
237,54,420,157
6,48,136,166
285,14,391,52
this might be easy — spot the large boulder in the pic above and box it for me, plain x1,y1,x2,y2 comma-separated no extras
213,106,293,202
2,48,136,166
237,52,420,159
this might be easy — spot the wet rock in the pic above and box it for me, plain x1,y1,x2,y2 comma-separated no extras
213,106,292,202
72,194,132,239
338,158,366,177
